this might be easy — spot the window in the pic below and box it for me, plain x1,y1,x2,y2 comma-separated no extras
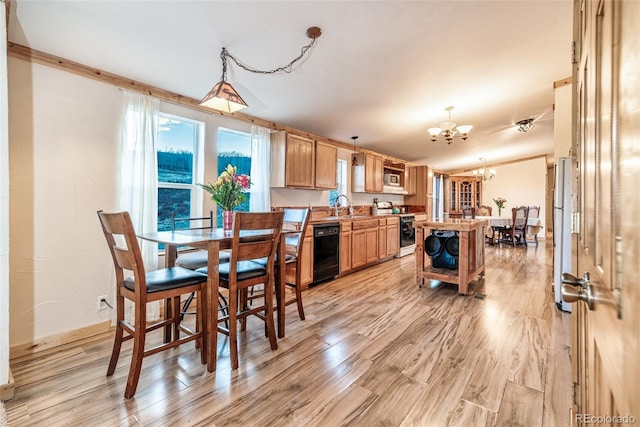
157,114,204,234
217,128,252,227
329,159,348,206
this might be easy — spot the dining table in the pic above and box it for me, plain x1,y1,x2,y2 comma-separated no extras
137,227,290,372
476,215,544,244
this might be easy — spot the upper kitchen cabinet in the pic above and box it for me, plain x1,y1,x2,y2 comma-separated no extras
404,165,433,206
271,131,337,190
352,152,383,193
314,141,337,189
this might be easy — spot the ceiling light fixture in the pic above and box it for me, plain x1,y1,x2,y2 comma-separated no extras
516,118,535,132
428,106,473,144
472,158,496,181
200,26,322,113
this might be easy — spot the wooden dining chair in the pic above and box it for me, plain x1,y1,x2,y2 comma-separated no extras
197,211,284,370
97,210,206,398
170,210,230,321
502,206,530,246
476,205,492,216
462,206,475,219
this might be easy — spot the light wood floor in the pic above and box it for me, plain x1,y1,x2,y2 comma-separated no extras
5,240,572,426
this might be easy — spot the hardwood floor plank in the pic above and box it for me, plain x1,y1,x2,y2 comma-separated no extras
4,241,572,426
495,380,544,427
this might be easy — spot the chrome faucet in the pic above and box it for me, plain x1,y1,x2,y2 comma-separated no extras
334,194,354,216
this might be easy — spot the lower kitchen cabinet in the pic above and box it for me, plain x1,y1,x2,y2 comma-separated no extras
386,217,399,257
351,229,367,269
365,226,379,264
300,227,314,288
340,222,352,273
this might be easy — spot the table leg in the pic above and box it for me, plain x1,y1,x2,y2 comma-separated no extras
415,226,424,288
277,234,286,338
205,240,220,372
164,244,178,343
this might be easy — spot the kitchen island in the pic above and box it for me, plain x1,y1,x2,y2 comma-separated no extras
415,218,488,295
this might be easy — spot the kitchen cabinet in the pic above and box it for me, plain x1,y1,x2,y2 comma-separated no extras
271,131,338,190
378,219,387,260
352,152,383,193
405,166,417,196
351,219,379,268
386,217,399,257
340,222,351,273
447,176,482,218
315,141,337,189
300,226,314,288
404,165,433,210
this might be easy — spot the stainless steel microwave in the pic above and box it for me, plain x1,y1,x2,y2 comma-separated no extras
383,173,401,186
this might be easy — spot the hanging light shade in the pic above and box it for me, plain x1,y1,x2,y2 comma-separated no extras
200,80,248,113
472,158,496,181
200,27,321,113
428,106,473,144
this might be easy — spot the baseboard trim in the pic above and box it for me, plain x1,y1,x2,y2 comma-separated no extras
9,320,112,360
0,369,15,401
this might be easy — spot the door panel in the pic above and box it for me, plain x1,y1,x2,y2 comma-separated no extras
571,0,638,423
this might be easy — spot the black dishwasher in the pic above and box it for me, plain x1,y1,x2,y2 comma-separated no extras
313,223,340,284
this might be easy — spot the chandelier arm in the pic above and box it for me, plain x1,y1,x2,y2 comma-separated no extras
225,36,318,75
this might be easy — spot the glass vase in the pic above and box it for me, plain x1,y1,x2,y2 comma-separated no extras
498,207,502,216
222,210,233,235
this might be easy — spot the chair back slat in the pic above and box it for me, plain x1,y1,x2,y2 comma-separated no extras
170,211,214,231
230,211,284,267
476,205,492,216
97,210,146,293
528,206,540,219
282,208,310,258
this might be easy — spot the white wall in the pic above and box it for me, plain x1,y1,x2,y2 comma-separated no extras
7,58,255,349
479,156,547,229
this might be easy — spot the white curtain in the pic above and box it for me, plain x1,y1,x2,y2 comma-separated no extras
250,125,271,212
117,91,160,321
1,0,11,388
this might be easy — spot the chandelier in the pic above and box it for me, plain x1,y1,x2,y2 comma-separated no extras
472,158,496,181
428,106,473,144
516,118,535,132
200,27,322,113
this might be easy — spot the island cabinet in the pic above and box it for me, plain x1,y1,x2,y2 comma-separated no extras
352,152,383,193
270,131,338,190
415,218,487,295
339,221,352,273
351,219,379,269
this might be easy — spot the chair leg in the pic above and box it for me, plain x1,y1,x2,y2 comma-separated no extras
163,298,172,343
264,278,278,351
294,284,305,320
228,288,239,370
180,292,196,321
124,305,147,399
107,294,125,376
172,296,181,340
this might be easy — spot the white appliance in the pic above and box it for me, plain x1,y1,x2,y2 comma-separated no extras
553,157,576,312
383,173,401,186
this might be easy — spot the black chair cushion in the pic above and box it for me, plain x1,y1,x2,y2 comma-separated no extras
196,261,267,281
176,249,230,270
252,254,296,267
124,267,207,293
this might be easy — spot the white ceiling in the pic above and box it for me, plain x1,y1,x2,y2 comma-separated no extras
8,0,573,172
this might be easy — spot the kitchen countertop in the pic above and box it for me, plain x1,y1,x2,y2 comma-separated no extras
310,212,428,225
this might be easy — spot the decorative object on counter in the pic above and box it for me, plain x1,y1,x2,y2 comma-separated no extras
493,197,507,216
516,118,535,132
472,157,496,181
199,26,322,113
198,164,251,233
427,106,473,144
